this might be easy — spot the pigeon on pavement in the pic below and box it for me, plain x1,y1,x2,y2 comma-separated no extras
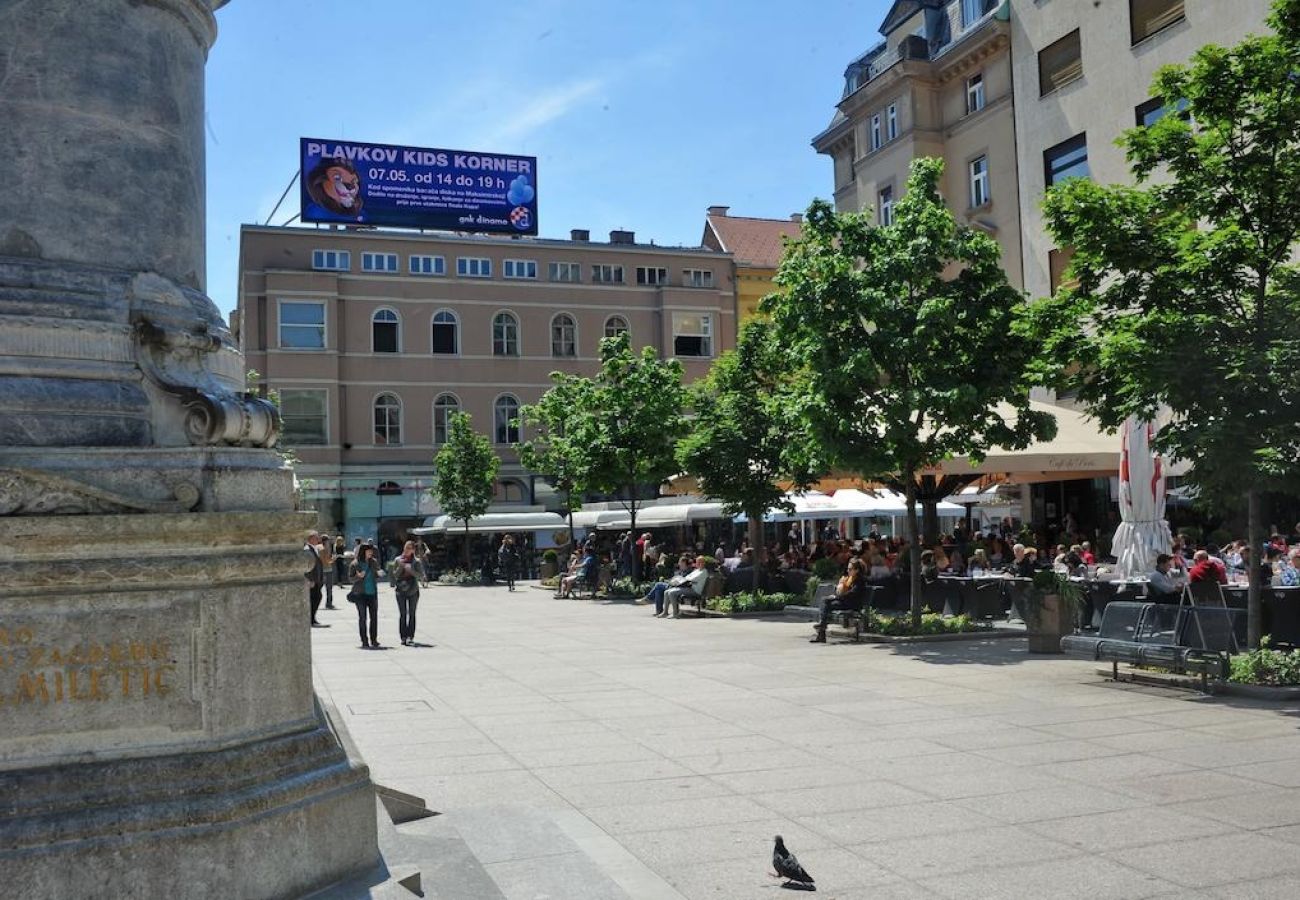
771,834,815,888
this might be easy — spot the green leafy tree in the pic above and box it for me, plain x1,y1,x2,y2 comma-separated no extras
433,411,499,569
766,157,1057,627
580,333,688,580
677,320,820,588
1026,0,1300,646
517,372,595,550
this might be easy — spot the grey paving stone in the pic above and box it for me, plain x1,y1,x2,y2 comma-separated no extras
1173,787,1300,830
920,854,1179,900
849,823,1080,880
550,775,737,810
485,850,633,900
755,779,933,817
953,783,1144,825
797,800,998,844
1104,832,1300,889
531,757,697,787
1209,874,1300,898
1023,806,1236,853
622,816,835,870
582,794,775,835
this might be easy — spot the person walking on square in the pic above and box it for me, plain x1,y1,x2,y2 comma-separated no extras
350,544,382,649
392,540,421,646
319,534,337,609
303,531,325,627
497,535,519,591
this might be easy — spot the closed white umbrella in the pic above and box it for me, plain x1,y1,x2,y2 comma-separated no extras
1112,417,1173,578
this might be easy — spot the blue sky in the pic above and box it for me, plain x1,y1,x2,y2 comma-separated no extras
204,0,892,316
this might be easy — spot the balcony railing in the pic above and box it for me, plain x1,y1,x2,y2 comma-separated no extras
846,0,1002,95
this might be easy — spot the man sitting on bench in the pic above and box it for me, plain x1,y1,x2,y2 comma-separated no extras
663,555,710,619
556,544,598,598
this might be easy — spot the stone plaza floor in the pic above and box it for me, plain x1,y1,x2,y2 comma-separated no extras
310,581,1300,900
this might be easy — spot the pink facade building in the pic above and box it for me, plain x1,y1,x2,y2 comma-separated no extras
236,225,735,542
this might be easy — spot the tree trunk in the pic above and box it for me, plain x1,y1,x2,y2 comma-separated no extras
1248,488,1263,649
906,474,922,630
462,520,471,570
629,491,640,584
921,498,939,547
748,510,764,591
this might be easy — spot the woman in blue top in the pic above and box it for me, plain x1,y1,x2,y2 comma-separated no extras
349,544,383,649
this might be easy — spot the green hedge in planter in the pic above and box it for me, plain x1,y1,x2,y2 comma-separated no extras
437,569,482,586
866,611,989,636
706,591,795,614
1229,638,1300,686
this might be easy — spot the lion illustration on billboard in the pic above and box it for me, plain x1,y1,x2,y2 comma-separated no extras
306,157,364,218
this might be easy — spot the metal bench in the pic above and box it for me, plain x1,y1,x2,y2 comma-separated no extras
814,583,879,641
1061,601,1238,691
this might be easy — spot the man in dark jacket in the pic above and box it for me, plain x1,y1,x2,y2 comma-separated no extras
304,532,325,627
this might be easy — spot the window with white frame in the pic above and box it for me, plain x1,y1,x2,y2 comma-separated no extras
431,309,458,354
361,252,398,273
636,266,667,286
870,114,882,151
604,315,629,339
457,257,492,277
969,156,990,208
682,269,713,288
592,264,624,284
549,261,581,282
278,301,325,349
878,186,895,226
432,394,459,444
672,312,712,358
551,313,577,357
966,73,986,114
371,308,399,353
492,312,519,356
311,249,350,271
494,395,520,444
886,103,898,141
373,393,401,445
410,254,445,276
278,389,328,445
503,259,538,279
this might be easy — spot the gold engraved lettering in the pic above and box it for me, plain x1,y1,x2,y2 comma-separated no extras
49,648,64,665
129,641,148,663
26,646,45,669
153,664,175,698
16,672,49,704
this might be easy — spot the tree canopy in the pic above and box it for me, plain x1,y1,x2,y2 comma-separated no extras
517,372,595,545
767,157,1056,624
1025,0,1300,645
580,333,687,579
677,319,820,585
433,411,499,568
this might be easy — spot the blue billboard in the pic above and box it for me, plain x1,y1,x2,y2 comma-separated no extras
299,138,538,235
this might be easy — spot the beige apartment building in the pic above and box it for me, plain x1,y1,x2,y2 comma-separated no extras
236,225,735,543
813,0,1023,286
1011,0,1273,300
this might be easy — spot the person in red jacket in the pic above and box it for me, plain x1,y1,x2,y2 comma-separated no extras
1188,549,1227,584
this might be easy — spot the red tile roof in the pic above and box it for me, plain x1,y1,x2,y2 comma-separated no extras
703,213,802,269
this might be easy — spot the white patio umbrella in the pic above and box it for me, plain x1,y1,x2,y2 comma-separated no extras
1112,416,1173,578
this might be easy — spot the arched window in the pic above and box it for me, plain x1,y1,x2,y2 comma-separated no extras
604,315,629,339
493,394,520,444
373,393,401,444
372,308,399,353
494,478,527,504
433,393,460,444
431,309,458,355
492,312,519,357
551,313,577,357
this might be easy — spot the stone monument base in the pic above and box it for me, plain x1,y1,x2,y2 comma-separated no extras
0,509,379,898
